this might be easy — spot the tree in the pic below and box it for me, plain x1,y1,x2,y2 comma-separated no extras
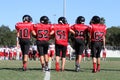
106,26,120,46
0,25,16,46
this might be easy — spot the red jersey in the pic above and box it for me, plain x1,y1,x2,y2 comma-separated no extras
34,23,52,41
15,22,33,39
53,24,70,46
90,24,107,42
71,24,89,40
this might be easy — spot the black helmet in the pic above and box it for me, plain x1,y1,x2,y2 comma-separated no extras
22,15,32,22
58,17,67,24
40,16,49,24
76,16,85,24
91,16,100,24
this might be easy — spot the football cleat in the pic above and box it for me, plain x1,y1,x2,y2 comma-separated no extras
45,66,49,71
22,66,27,71
97,68,100,72
75,65,80,72
92,69,97,73
97,64,100,72
42,67,45,72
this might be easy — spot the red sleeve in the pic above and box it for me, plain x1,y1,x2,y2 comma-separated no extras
68,24,71,31
15,23,19,31
50,24,53,31
51,24,55,30
70,24,74,30
87,25,92,34
30,23,34,31
33,24,38,32
15,22,23,31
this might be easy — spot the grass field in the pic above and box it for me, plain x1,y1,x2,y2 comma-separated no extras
0,58,120,80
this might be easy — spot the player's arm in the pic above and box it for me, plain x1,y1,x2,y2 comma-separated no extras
69,24,75,35
16,31,20,38
15,24,20,38
69,29,75,35
103,36,106,49
85,31,89,47
32,30,36,36
15,27,20,46
31,30,37,38
50,24,55,36
103,26,107,49
32,24,37,38
87,26,92,49
50,30,55,36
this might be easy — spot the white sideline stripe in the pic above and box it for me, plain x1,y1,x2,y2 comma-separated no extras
44,59,51,80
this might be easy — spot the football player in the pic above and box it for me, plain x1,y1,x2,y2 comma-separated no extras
33,16,52,71
15,14,36,71
50,17,75,71
71,16,89,72
89,16,107,73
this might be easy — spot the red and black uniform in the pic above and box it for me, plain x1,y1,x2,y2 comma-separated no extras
15,22,34,55
53,24,70,58
34,23,52,56
90,24,106,58
71,24,89,55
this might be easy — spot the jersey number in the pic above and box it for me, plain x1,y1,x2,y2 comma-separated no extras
94,32,104,41
75,30,84,37
56,30,66,39
37,30,48,38
19,29,28,38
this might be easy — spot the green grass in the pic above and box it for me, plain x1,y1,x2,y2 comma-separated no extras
0,60,45,80
51,59,120,80
0,58,120,80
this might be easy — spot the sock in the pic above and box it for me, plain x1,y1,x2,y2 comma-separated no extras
93,63,96,70
55,62,60,68
42,63,45,68
45,62,48,66
56,62,59,65
23,61,27,68
55,62,60,71
97,64,100,70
